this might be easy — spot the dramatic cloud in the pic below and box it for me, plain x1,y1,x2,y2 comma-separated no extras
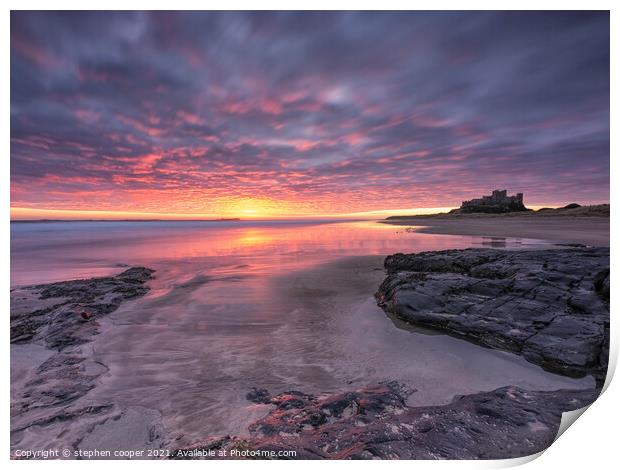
11,11,610,217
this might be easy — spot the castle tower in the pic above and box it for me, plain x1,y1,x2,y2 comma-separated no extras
459,189,527,213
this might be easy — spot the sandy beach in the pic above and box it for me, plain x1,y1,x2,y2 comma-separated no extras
382,214,609,247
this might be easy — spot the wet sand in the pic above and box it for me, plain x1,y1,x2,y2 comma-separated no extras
382,215,609,246
85,257,594,445
11,255,593,454
269,256,594,406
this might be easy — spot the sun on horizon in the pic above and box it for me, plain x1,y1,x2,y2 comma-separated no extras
10,12,609,221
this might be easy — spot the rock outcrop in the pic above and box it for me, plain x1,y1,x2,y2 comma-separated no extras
172,383,598,460
375,248,609,380
10,268,156,453
11,267,154,349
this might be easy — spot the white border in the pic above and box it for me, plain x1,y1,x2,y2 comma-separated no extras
3,2,616,469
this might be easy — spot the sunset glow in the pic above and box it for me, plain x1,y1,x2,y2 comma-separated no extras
11,12,610,219
10,205,465,221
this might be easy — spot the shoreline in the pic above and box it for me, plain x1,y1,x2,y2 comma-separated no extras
381,215,609,247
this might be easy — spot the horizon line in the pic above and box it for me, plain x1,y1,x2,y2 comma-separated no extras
10,206,458,221
8,203,602,222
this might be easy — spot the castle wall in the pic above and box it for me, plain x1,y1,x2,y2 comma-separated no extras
459,190,527,213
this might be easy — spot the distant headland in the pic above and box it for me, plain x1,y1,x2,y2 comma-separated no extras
382,190,609,246
386,189,609,220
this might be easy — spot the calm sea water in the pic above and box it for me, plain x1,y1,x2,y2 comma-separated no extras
11,220,593,446
10,219,551,286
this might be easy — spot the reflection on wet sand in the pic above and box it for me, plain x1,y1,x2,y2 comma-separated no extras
480,236,507,247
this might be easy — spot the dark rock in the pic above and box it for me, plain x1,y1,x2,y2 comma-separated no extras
246,388,272,404
11,267,155,349
376,248,609,380
172,383,598,459
593,268,610,302
563,203,582,209
13,404,115,433
10,267,155,450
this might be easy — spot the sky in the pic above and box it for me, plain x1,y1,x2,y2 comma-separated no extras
10,11,610,219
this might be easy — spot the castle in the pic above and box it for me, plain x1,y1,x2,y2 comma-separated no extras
458,189,528,214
